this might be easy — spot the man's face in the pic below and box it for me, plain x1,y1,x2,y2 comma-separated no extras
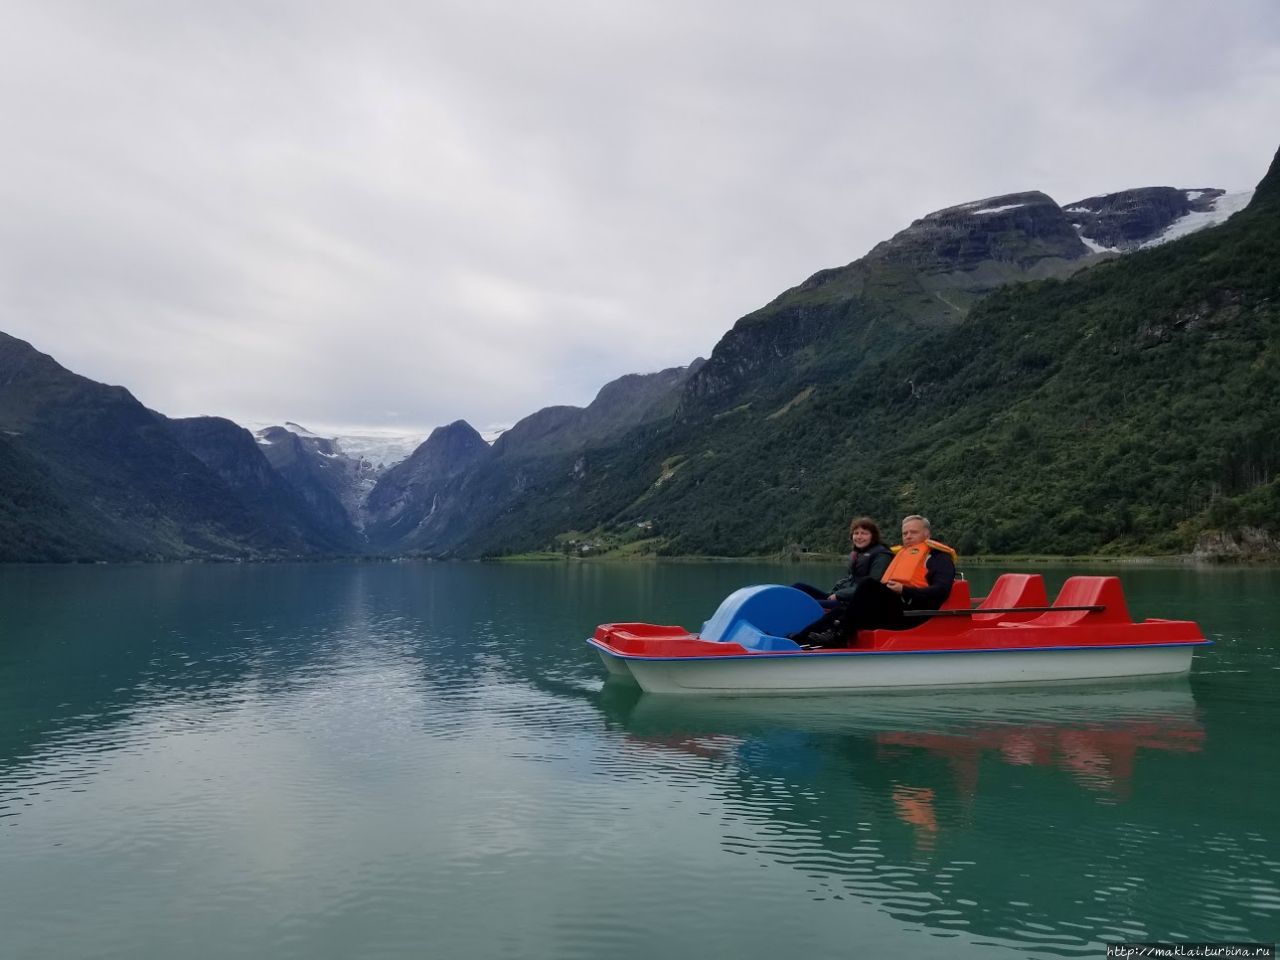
901,519,928,547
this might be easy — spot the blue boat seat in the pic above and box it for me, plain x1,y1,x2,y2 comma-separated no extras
700,585,824,652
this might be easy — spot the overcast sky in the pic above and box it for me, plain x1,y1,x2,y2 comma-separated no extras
1,1,1278,435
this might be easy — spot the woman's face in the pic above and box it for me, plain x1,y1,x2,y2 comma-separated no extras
851,526,873,549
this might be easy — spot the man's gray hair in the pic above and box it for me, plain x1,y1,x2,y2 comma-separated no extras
902,514,931,533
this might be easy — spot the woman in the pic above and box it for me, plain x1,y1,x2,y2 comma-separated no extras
792,517,893,608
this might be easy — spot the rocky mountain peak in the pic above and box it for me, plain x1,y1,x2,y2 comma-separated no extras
361,420,491,548
680,191,1095,415
421,419,489,460
1065,186,1225,251
252,424,370,539
866,191,1088,271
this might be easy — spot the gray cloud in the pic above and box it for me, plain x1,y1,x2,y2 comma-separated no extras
2,1,1278,432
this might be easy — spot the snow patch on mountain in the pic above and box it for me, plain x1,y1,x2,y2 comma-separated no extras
246,421,426,470
1078,234,1118,254
321,430,427,469
1141,189,1255,248
972,202,1027,215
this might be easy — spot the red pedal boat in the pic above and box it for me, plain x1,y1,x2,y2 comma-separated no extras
588,574,1209,696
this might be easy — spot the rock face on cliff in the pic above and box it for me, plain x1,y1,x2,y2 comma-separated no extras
681,191,1097,414
1064,186,1226,251
868,191,1090,270
165,416,355,551
253,425,370,544
363,420,491,548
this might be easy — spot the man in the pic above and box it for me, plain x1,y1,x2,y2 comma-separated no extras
793,515,957,649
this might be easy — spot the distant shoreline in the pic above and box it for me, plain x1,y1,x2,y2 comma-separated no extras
486,551,1271,566
2,551,1274,567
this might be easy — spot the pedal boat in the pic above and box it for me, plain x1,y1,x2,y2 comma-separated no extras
587,574,1209,696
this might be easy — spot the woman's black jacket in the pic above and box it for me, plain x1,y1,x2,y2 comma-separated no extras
831,544,893,601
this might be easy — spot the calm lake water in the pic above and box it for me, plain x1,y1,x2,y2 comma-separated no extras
0,561,1276,959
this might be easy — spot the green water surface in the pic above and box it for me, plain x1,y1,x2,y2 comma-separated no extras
0,562,1275,959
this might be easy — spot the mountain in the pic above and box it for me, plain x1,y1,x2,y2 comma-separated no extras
417,190,1119,557
792,154,1280,558
0,333,335,560
1064,186,1254,252
409,156,1273,559
681,191,1098,416
253,424,372,542
363,361,705,554
451,149,1277,559
363,420,491,548
164,416,358,552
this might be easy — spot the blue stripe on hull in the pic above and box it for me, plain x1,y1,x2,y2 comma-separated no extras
586,637,1213,664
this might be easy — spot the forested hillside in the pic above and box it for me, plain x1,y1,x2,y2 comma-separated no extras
451,147,1280,559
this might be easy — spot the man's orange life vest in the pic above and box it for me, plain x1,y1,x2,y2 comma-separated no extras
881,539,958,589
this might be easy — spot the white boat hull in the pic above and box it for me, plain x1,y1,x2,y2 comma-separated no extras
607,643,1199,696
597,648,636,678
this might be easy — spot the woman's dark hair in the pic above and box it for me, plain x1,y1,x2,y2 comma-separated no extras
848,516,882,546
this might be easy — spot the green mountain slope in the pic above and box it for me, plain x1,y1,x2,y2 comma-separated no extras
0,434,116,561
450,148,1280,559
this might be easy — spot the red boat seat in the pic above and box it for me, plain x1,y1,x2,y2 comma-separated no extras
1022,576,1132,627
973,573,1048,622
941,579,971,610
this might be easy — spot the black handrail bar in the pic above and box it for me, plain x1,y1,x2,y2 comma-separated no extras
902,604,1104,619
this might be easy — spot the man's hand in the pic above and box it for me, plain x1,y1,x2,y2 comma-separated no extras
885,581,904,594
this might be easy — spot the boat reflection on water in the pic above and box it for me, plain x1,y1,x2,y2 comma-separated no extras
878,708,1202,808
599,681,1203,793
590,680,1245,953
872,707,1203,854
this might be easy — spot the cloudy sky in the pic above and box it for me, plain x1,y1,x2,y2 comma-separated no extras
2,1,1278,436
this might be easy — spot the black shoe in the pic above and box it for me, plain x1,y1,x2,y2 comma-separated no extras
806,628,842,648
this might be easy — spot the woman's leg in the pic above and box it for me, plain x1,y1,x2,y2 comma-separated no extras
790,582,839,611
790,582,829,601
